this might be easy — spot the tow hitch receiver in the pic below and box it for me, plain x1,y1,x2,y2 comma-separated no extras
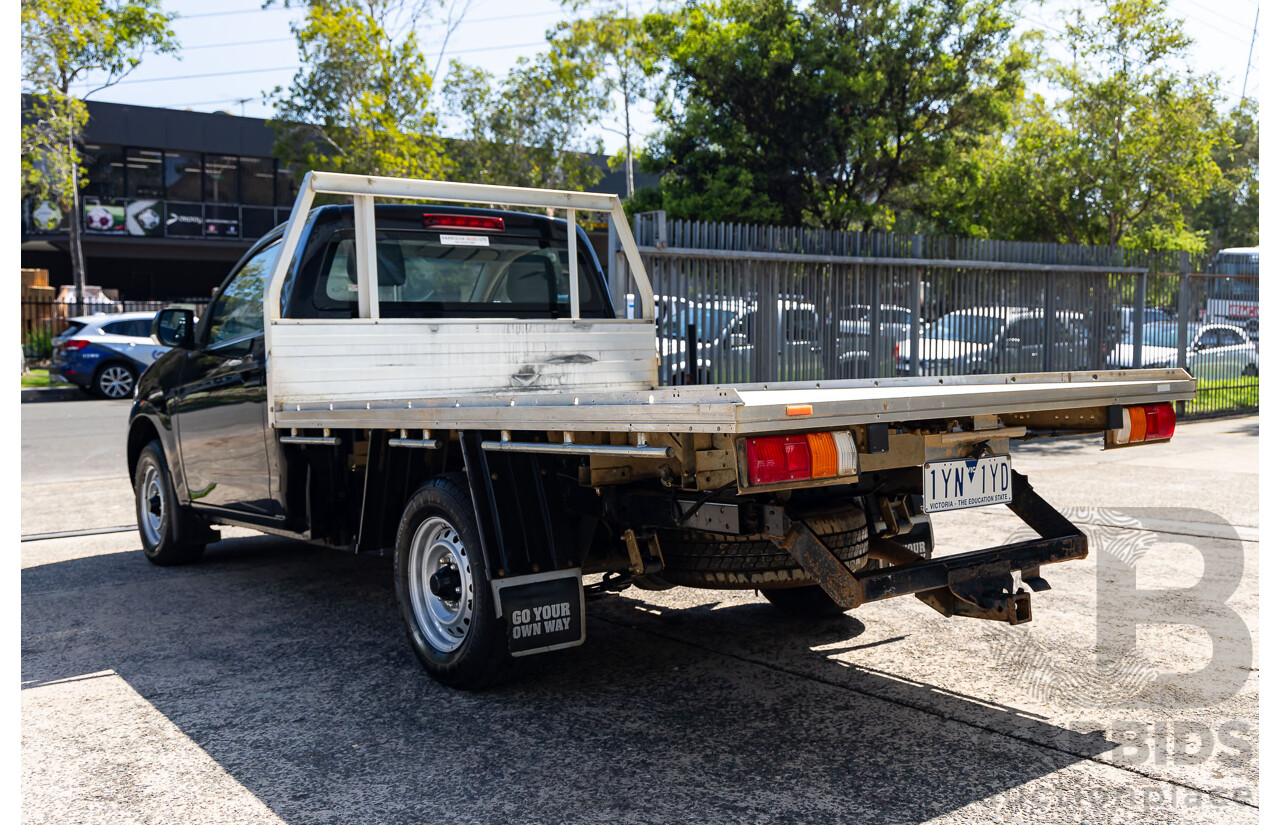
772,471,1086,624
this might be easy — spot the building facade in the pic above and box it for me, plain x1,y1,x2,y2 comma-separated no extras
21,99,643,301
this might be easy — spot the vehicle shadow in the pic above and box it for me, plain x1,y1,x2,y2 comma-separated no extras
23,535,1116,824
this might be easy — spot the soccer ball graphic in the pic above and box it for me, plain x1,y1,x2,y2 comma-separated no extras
86,205,114,231
137,207,161,231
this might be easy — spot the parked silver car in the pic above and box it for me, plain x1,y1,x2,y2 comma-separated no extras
894,307,1092,376
1105,322,1258,378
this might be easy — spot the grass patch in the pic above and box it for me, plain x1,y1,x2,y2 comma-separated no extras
20,368,70,389
1186,375,1259,417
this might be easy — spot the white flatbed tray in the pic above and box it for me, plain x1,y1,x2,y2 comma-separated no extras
272,368,1196,435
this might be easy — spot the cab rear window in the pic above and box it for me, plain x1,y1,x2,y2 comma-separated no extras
306,229,611,319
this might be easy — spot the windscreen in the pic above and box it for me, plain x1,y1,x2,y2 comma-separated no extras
308,229,611,319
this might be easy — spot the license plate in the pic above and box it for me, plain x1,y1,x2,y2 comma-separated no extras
922,455,1013,513
491,570,585,657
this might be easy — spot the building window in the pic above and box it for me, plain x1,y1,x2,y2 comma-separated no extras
204,154,239,203
240,156,275,206
276,167,297,206
82,144,125,199
165,151,202,202
126,148,165,198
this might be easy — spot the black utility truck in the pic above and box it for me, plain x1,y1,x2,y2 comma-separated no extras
128,173,1193,688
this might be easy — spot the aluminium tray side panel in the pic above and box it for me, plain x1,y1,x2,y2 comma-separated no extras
269,318,658,405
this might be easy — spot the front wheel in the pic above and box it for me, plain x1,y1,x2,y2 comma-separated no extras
394,475,511,689
134,440,206,566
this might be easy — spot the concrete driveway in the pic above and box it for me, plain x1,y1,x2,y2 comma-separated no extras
21,404,1259,823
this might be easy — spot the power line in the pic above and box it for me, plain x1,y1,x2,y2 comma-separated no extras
72,65,299,88
1174,0,1257,33
1240,4,1258,102
183,37,294,51
174,6,295,21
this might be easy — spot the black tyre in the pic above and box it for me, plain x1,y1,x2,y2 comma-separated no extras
656,504,868,588
94,361,137,399
394,475,511,689
1243,363,1258,377
134,440,207,566
761,585,848,617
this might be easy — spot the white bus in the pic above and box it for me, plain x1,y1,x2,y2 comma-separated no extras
1205,246,1259,339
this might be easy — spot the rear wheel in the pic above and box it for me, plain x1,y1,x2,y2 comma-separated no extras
134,441,207,566
95,362,137,399
394,475,511,689
656,504,869,589
1243,363,1258,377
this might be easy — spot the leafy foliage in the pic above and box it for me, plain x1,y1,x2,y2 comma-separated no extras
922,0,1229,251
21,0,178,206
268,0,449,182
548,1,660,197
442,53,608,191
1187,99,1258,252
21,0,178,303
637,0,1028,229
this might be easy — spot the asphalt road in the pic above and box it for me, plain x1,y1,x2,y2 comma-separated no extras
20,401,1259,823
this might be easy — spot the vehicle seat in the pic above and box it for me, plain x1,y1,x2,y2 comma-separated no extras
501,252,557,306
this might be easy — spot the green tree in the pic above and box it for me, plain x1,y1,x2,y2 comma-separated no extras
639,0,1027,229
21,0,178,311
1187,98,1258,252
549,1,659,198
268,0,449,184
928,0,1227,250
443,53,608,191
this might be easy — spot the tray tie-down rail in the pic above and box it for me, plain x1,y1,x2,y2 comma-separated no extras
767,471,1085,624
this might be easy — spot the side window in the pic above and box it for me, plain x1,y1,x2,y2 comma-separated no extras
206,242,281,348
101,320,131,336
1196,330,1219,349
1220,329,1245,347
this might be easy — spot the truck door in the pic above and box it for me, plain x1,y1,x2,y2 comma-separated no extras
174,242,283,518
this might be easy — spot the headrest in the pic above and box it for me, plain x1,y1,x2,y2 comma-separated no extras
505,252,557,305
342,240,407,287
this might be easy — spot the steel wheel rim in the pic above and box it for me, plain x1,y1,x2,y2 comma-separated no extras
100,366,134,398
408,516,475,653
139,464,165,546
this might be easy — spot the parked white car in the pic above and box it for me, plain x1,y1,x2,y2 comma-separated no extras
1105,322,1258,377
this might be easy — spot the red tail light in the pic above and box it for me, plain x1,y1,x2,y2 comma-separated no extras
62,339,90,350
744,432,858,486
1142,403,1176,441
893,343,900,360
423,214,504,231
1113,402,1175,444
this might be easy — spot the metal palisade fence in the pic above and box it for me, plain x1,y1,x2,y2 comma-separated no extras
613,213,1257,419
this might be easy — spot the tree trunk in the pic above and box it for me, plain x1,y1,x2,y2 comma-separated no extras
68,130,86,316
624,94,634,199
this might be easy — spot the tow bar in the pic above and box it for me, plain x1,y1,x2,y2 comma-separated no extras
768,471,1086,624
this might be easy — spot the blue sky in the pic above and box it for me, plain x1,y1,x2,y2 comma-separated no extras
62,0,1261,155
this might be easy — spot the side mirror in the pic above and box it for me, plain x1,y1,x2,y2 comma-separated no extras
153,308,195,349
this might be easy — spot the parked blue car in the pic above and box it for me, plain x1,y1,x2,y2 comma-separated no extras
51,311,173,398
